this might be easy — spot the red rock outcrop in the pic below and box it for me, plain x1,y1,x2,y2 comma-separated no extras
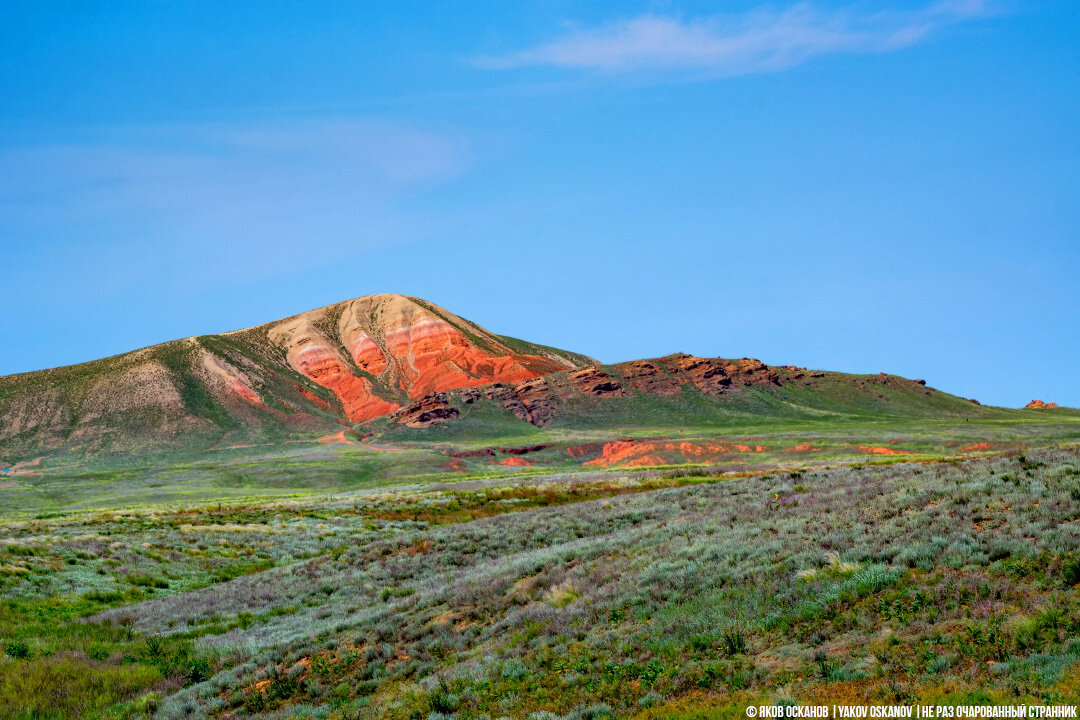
569,367,628,397
392,354,796,429
1025,399,1059,409
614,355,781,397
566,442,607,458
394,393,460,429
856,446,914,456
579,439,766,467
623,360,679,395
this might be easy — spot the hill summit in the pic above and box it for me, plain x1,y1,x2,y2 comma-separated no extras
260,294,592,421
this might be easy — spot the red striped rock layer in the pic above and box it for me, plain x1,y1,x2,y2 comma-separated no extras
266,294,582,422
289,343,401,422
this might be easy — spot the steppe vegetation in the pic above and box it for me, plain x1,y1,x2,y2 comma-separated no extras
2,445,1079,719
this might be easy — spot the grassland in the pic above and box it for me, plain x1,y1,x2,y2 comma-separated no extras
3,406,1078,517
1,424,1079,719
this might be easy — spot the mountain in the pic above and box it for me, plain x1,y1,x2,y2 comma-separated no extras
2,293,1065,470
0,294,594,463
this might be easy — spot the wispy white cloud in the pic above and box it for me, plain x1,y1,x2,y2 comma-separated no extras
475,0,992,77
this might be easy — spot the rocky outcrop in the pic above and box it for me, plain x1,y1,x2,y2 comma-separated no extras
669,355,733,394
569,367,628,397
566,354,782,399
456,377,558,426
639,355,780,395
1025,399,1059,409
393,393,460,428
444,443,551,463
499,456,534,466
622,360,679,395
574,439,768,467
392,354,793,430
498,444,551,455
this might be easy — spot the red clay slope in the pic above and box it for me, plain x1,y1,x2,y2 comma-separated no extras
264,294,590,422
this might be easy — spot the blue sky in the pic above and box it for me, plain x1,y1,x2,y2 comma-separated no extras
2,0,1077,407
